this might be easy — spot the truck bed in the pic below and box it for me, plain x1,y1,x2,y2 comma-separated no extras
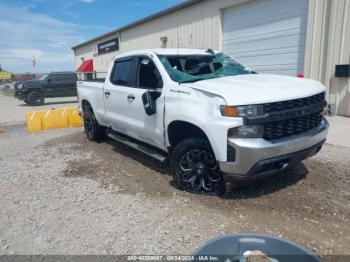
78,78,105,83
77,80,104,89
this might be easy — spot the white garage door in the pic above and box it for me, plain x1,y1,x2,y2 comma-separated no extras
222,0,309,76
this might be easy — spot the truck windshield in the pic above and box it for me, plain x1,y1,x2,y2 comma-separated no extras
157,52,253,83
39,75,48,80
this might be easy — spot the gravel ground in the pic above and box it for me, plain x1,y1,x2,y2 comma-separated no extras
0,123,349,256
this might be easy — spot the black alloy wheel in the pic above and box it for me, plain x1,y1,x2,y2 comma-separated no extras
171,138,224,195
27,91,44,105
83,105,105,142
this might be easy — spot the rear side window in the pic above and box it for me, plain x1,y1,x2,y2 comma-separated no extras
110,58,137,87
50,74,77,81
49,74,62,81
65,74,78,81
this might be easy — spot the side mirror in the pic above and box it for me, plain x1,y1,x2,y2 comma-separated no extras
46,78,52,83
142,90,161,116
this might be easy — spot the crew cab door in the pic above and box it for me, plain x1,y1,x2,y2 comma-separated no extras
44,74,67,97
42,75,57,97
104,55,165,150
63,73,78,97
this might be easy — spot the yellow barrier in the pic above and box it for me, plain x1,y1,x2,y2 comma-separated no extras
26,107,82,132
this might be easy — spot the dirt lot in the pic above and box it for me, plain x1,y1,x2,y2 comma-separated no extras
0,93,349,256
0,121,349,256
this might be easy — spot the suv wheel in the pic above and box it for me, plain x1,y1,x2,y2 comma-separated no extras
170,138,224,195
27,91,44,105
83,104,105,142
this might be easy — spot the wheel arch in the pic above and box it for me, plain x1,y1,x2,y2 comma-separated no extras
80,98,108,129
167,120,211,150
81,99,93,112
26,89,45,105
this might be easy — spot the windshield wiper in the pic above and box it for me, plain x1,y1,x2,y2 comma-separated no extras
179,78,205,84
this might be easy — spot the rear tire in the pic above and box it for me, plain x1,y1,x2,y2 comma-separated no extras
170,138,224,195
26,91,44,105
83,104,105,142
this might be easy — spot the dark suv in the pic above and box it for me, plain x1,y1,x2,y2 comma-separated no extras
14,72,78,105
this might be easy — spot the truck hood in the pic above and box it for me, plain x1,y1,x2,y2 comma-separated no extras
180,74,325,105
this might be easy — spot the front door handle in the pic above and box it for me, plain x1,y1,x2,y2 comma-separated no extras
127,94,135,101
104,91,110,97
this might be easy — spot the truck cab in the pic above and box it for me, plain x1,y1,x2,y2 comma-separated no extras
15,72,78,105
77,49,328,194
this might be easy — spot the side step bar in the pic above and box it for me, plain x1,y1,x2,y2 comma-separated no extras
106,131,168,163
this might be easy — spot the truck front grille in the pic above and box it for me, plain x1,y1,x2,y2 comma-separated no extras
262,93,325,141
264,93,325,113
263,112,323,140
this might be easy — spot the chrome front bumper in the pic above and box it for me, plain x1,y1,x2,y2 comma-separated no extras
219,119,329,178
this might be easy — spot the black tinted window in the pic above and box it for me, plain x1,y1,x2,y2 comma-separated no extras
65,74,78,81
49,74,76,81
111,58,137,87
49,74,62,81
138,58,162,89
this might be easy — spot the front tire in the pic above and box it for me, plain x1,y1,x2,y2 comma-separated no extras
26,91,44,105
83,105,105,142
170,138,224,195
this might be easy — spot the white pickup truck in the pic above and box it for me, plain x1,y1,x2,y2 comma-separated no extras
77,48,328,194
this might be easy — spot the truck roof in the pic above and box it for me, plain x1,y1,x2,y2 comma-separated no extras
116,48,219,58
50,71,77,75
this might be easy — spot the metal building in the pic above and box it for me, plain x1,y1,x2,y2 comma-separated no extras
72,0,350,116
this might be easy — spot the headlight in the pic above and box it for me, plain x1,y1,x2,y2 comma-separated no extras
17,83,25,90
220,105,263,117
228,125,263,138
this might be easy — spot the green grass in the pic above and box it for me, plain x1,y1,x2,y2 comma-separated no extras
0,88,14,96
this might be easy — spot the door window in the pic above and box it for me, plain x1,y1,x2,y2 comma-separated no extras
49,74,62,82
63,74,78,81
137,57,162,89
50,74,73,82
110,58,137,87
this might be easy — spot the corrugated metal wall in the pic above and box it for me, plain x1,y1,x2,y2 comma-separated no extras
73,0,249,74
221,0,309,76
120,0,222,52
304,0,350,116
73,0,349,115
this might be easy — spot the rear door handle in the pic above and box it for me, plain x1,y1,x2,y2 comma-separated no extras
127,95,135,101
104,91,110,97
